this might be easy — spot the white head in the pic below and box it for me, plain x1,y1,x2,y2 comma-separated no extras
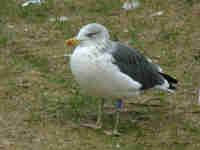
66,23,110,47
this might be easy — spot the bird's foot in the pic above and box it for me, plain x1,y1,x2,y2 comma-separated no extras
81,123,102,130
104,130,121,136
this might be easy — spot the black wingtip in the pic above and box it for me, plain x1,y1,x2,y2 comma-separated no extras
159,72,178,84
169,84,176,90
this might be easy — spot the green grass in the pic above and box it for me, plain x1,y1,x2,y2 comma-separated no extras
0,0,200,149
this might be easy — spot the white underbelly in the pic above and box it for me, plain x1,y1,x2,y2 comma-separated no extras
70,48,141,98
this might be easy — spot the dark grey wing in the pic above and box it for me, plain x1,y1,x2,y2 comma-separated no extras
146,58,163,73
111,43,165,90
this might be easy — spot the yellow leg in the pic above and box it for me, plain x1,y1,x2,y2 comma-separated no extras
113,109,120,135
104,99,122,136
113,99,122,135
96,98,105,128
82,98,104,129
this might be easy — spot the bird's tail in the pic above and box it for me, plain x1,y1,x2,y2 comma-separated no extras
159,72,178,92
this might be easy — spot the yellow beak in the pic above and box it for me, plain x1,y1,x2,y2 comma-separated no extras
65,37,80,47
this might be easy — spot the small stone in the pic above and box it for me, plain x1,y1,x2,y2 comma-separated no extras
123,29,129,33
151,11,164,17
59,16,69,22
49,17,56,22
122,0,140,10
49,16,69,22
33,138,41,142
116,143,120,149
24,28,28,32
8,24,14,29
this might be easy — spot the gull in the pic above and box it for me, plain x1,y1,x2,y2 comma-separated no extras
65,23,178,135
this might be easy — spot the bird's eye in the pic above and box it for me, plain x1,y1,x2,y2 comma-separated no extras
86,32,99,38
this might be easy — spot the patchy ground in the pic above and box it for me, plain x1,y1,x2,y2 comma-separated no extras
0,0,200,149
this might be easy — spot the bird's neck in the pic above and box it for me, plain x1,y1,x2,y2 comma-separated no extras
93,39,113,53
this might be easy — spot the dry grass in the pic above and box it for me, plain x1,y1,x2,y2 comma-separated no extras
0,0,200,149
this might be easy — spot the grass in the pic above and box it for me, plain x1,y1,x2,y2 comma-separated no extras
0,0,200,149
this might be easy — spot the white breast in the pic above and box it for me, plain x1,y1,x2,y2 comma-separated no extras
70,46,141,98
